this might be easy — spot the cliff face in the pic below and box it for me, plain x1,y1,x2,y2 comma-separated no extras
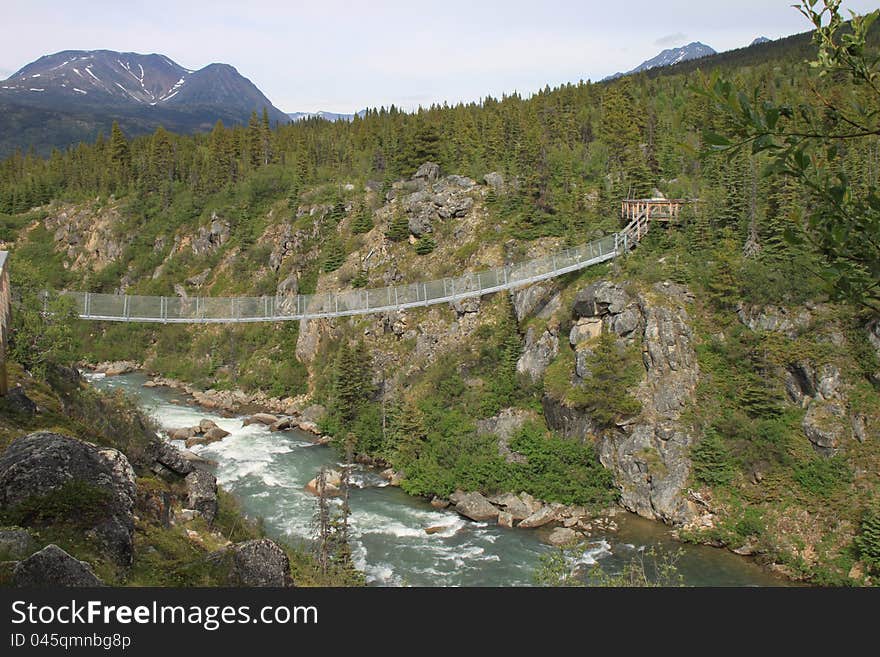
541,279,701,525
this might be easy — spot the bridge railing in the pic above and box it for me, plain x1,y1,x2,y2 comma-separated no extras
59,232,625,323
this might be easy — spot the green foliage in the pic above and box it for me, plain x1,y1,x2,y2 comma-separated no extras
8,288,79,378
534,544,684,587
855,506,880,573
544,333,642,428
0,480,112,528
351,204,374,234
385,208,410,242
321,235,346,272
792,455,853,498
691,428,737,486
699,1,880,312
414,234,436,255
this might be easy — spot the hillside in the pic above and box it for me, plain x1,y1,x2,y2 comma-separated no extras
0,50,289,157
1,8,878,586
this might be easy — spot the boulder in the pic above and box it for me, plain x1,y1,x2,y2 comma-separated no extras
450,491,499,522
210,539,292,587
13,545,104,587
477,409,533,464
436,195,473,219
185,470,218,523
545,526,579,547
569,318,602,346
517,505,559,528
452,297,481,315
0,528,36,560
497,511,515,528
103,361,138,377
413,162,441,182
1,386,37,416
518,492,544,515
191,214,230,256
510,283,560,322
270,418,292,432
243,413,279,427
484,171,504,192
736,303,812,338
430,496,449,509
169,427,196,441
424,526,446,535
203,426,230,442
487,492,533,521
149,441,194,475
803,401,847,456
305,469,342,496
0,432,136,567
199,419,219,433
516,326,559,382
573,282,630,318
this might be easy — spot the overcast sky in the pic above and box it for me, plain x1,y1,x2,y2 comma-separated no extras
1,1,877,113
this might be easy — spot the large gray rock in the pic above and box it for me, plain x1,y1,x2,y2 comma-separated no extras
737,303,812,338
542,395,599,440
0,433,136,567
510,283,560,322
570,318,602,346
516,326,559,381
2,386,37,416
546,526,579,546
13,544,104,587
598,423,696,524
484,172,504,192
185,470,218,523
150,441,194,475
487,492,533,521
803,401,847,456
637,300,698,417
413,162,441,182
573,282,630,318
436,194,473,219
210,539,293,587
449,491,499,521
0,528,35,560
518,504,559,528
192,213,230,256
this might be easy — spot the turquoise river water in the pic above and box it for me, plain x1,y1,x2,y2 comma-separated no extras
89,372,787,587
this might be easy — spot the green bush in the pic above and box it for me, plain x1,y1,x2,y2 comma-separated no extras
691,429,737,486
855,507,880,573
792,456,852,498
415,235,436,255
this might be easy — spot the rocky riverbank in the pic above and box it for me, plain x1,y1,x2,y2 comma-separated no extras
83,362,330,441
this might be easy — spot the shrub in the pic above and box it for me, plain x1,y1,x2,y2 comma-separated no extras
691,429,737,486
855,507,880,573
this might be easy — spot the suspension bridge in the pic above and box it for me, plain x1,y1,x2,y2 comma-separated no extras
0,199,691,393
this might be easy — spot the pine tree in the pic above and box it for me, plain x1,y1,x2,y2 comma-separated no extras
108,121,130,191
351,203,374,234
414,234,436,255
385,206,410,242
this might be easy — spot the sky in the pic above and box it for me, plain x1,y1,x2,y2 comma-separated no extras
1,0,878,113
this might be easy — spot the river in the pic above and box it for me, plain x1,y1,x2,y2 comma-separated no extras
89,372,787,587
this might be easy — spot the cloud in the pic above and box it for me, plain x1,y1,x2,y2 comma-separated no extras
655,32,688,47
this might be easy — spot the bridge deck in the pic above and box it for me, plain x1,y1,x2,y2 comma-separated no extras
0,211,657,333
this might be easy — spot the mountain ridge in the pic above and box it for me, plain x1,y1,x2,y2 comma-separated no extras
0,49,289,156
604,41,717,81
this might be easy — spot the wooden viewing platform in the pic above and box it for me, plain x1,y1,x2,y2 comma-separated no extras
621,198,695,223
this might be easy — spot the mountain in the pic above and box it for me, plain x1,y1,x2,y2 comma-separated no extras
751,36,771,46
287,110,367,122
604,41,717,80
0,50,289,156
